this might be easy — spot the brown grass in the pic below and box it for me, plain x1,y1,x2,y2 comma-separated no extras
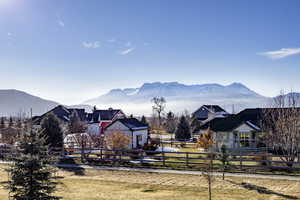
0,165,299,200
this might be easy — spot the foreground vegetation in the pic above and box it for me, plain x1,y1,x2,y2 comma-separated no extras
1,166,299,200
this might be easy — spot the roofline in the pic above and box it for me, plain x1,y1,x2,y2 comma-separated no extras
33,105,69,123
211,121,260,132
94,109,124,122
104,118,148,131
193,105,228,115
111,110,125,121
104,119,121,130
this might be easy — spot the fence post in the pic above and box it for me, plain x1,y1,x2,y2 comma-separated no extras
140,151,144,165
81,139,84,163
162,151,165,166
100,148,103,160
239,151,242,169
186,152,189,168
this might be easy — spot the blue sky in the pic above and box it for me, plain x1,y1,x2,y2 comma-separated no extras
1,0,300,104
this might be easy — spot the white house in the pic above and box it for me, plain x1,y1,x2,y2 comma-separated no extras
104,118,148,149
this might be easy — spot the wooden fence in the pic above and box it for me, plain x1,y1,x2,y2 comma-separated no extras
61,147,300,172
1,146,300,172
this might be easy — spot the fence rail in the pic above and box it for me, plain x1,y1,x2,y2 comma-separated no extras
1,146,300,172
61,147,300,171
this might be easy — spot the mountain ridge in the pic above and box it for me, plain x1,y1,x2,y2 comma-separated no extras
0,89,59,116
83,82,270,115
84,82,265,103
0,82,279,116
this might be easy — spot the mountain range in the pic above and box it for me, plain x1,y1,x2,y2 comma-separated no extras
83,82,271,115
0,82,274,116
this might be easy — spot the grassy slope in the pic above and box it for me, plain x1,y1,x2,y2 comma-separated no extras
0,166,299,200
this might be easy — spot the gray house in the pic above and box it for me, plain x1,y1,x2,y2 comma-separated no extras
192,105,229,123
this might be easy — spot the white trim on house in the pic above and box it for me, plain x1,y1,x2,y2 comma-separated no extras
245,121,261,131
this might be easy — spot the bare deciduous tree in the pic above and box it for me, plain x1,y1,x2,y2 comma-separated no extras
151,97,166,126
105,130,131,151
263,91,300,167
201,133,215,200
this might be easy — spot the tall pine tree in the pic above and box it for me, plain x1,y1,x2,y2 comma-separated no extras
69,111,86,134
9,116,14,127
16,118,22,129
6,127,61,200
140,116,148,126
41,113,63,149
0,117,5,129
175,115,191,140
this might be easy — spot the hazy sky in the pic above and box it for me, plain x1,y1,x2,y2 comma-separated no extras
1,0,300,104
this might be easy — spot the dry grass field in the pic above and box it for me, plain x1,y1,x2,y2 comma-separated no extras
0,165,299,200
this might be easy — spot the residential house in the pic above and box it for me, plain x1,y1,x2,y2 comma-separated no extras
86,108,126,135
192,105,229,123
104,118,148,149
32,105,87,131
198,108,263,152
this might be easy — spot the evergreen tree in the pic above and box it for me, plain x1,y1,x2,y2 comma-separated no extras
16,118,22,129
6,128,60,200
140,115,148,126
0,117,5,129
9,116,14,127
69,111,85,133
41,113,63,149
175,115,191,140
93,105,97,112
166,111,176,133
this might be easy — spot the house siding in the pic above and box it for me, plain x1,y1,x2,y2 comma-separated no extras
105,121,148,149
212,122,259,151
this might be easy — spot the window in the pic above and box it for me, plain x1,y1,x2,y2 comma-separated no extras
137,135,142,142
136,135,143,147
239,132,250,147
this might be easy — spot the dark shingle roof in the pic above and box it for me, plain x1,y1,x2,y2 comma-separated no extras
91,109,122,122
33,105,87,125
105,118,148,131
236,108,263,126
68,108,87,121
33,105,70,124
199,115,241,132
198,108,263,132
87,113,93,122
198,107,300,133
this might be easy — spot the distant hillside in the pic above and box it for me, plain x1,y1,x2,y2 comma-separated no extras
84,82,271,115
0,89,59,116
